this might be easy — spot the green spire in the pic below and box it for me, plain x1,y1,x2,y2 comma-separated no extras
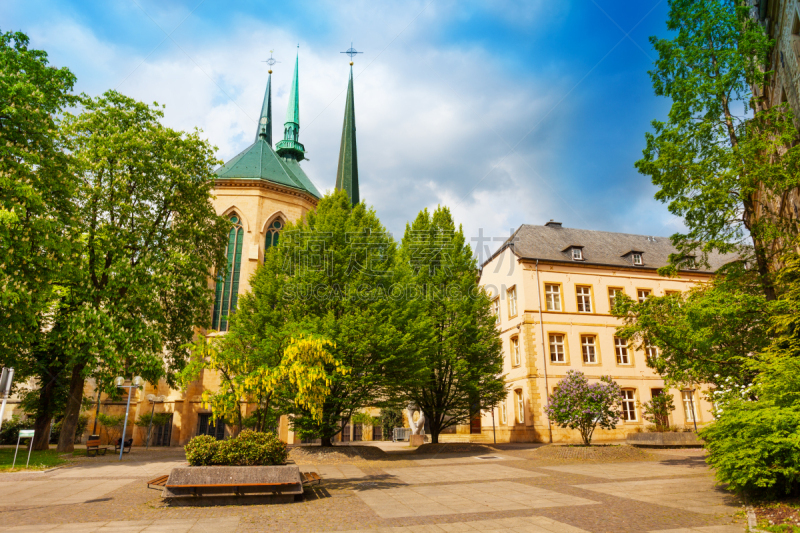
255,70,272,145
275,50,305,161
335,65,359,205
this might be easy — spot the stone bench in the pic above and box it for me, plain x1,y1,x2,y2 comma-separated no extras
163,466,303,501
627,432,704,447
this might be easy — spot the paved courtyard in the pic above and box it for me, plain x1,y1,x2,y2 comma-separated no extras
0,444,745,533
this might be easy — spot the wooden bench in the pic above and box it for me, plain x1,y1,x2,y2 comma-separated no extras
114,438,133,453
147,475,169,490
86,438,109,457
301,472,321,485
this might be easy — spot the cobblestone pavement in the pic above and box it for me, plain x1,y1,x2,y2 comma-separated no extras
0,445,746,533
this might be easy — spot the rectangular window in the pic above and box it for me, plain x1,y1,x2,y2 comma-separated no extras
572,248,583,260
581,335,597,364
615,337,630,365
682,391,697,423
511,336,521,366
645,343,658,360
515,389,525,424
500,401,507,425
637,289,651,303
549,334,565,363
608,288,622,311
621,390,637,421
508,287,517,317
632,253,643,265
491,298,500,321
665,290,680,297
576,286,592,313
545,284,561,311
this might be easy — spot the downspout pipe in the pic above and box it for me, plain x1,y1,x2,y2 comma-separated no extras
535,260,553,444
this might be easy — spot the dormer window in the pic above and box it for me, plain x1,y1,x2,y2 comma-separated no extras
563,245,584,261
684,256,698,270
632,253,643,266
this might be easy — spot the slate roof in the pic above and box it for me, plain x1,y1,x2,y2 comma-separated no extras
488,222,735,272
214,138,321,198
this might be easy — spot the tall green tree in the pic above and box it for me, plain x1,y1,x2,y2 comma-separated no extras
395,206,505,444
638,0,800,298
240,190,405,446
614,268,771,389
43,91,228,451
0,31,78,445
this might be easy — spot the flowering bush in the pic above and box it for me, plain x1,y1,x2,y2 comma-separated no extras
545,370,623,445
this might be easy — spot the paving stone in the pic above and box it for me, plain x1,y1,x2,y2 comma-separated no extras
382,464,546,484
541,462,707,480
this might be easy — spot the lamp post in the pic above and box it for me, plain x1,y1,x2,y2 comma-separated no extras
145,394,165,450
115,376,143,461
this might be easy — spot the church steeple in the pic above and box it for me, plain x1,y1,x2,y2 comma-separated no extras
335,63,359,205
275,49,305,161
255,68,273,144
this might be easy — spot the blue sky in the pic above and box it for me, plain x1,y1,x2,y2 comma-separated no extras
3,0,678,260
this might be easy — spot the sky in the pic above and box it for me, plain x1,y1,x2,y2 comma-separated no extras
3,0,680,262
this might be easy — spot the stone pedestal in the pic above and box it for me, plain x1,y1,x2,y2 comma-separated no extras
163,465,303,499
409,434,425,447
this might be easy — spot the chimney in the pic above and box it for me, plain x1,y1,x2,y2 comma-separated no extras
545,220,562,228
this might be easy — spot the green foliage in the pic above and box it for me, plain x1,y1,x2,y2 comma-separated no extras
184,435,219,466
238,189,404,446
184,430,288,467
96,413,125,443
351,412,379,427
545,371,623,446
49,414,89,444
392,206,505,443
642,391,676,431
0,415,29,445
701,356,800,496
614,271,771,388
380,407,404,441
638,0,800,288
134,413,172,428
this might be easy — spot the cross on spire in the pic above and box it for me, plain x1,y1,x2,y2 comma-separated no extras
341,42,363,64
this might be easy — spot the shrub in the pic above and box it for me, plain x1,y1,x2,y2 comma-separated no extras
642,390,676,431
701,357,800,496
184,430,288,467
97,413,125,443
185,435,220,466
0,415,28,444
545,370,622,445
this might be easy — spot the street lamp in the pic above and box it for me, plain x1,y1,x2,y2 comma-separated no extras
115,376,143,461
145,394,165,451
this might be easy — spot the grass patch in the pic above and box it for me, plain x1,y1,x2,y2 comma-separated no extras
0,448,69,472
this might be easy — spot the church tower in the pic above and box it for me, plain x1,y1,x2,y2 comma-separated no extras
210,53,319,332
335,61,359,205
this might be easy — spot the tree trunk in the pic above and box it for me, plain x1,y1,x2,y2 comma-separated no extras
320,436,333,447
57,363,86,452
31,362,60,451
430,431,439,444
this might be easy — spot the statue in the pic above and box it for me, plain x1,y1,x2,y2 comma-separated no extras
405,403,426,435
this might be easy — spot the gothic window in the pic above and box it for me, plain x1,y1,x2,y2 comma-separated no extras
212,214,244,332
265,218,283,252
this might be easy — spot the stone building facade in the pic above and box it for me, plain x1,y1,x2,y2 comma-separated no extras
472,221,731,443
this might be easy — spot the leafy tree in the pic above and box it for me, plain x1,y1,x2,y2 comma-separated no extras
96,413,125,444
242,190,405,446
0,31,78,451
638,0,800,297
545,370,622,446
45,91,228,452
642,390,676,431
379,406,404,441
180,333,345,435
614,270,771,389
394,206,505,444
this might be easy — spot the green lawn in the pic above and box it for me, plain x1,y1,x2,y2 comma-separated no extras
0,448,70,472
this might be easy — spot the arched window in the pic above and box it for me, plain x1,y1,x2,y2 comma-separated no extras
265,218,283,252
212,214,244,332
